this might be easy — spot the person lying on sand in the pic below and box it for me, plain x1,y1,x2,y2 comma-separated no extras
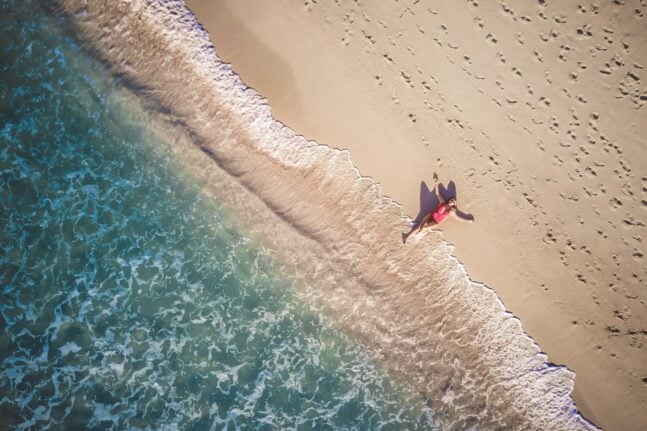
402,173,473,244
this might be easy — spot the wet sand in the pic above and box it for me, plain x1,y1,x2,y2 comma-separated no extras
186,1,647,429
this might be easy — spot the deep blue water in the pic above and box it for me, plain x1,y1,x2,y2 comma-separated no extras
0,1,432,429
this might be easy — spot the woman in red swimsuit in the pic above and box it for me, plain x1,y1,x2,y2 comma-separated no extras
402,174,473,244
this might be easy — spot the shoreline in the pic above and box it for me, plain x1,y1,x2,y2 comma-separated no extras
185,1,647,430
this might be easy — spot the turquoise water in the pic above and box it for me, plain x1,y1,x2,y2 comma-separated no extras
0,2,432,429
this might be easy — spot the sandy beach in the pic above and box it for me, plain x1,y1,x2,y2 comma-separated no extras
186,1,647,429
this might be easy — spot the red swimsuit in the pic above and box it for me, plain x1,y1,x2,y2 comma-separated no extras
432,202,451,223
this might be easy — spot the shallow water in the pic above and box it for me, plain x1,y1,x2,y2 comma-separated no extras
0,2,432,429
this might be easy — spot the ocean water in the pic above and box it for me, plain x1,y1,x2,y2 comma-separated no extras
0,2,433,429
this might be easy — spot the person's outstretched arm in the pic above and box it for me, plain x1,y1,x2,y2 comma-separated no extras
451,209,474,223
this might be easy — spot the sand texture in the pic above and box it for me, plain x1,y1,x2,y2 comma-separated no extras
186,1,646,429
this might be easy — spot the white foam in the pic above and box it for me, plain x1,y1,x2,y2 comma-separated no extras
59,341,82,356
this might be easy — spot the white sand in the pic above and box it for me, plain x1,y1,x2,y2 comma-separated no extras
186,1,647,429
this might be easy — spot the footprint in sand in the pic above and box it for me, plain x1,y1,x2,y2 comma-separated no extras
558,44,572,62
617,70,646,109
499,1,515,19
516,33,525,45
538,9,548,20
539,96,552,106
610,196,623,209
400,69,415,88
569,111,580,127
544,71,553,84
621,40,631,53
548,116,560,133
554,15,567,24
361,29,376,45
594,43,609,53
603,34,614,45
576,23,593,38
398,7,414,19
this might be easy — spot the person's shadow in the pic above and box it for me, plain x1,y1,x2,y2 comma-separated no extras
412,179,472,224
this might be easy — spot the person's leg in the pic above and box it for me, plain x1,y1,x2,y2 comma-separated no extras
418,215,437,233
403,213,433,243
402,226,416,244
